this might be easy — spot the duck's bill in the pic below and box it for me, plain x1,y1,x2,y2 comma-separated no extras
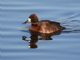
22,20,28,24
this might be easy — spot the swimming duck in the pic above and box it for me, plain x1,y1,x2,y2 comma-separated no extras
23,14,65,34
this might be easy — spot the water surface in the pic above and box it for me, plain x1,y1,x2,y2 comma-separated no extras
0,0,80,60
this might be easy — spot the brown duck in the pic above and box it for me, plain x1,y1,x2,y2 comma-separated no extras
23,14,65,34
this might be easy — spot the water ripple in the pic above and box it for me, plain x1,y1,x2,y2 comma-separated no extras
0,0,80,60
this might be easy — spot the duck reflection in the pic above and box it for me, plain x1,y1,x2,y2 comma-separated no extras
22,30,62,49
22,31,38,48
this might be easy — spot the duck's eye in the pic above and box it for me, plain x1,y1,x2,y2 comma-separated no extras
27,18,31,22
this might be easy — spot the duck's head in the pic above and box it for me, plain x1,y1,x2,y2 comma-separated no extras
23,14,39,24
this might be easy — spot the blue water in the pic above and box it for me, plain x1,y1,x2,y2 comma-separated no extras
0,0,80,60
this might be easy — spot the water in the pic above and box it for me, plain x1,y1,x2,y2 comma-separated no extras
0,0,80,60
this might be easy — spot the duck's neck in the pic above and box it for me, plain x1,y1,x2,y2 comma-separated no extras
31,20,38,26
31,23,38,26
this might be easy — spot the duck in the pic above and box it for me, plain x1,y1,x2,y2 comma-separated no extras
23,14,65,34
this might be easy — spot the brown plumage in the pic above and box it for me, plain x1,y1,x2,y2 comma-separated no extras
23,14,65,34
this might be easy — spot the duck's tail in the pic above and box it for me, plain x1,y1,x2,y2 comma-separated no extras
60,26,66,30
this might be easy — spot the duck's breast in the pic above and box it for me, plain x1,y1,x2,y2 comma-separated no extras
29,24,40,32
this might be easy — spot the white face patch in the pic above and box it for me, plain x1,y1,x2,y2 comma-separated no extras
27,18,31,23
